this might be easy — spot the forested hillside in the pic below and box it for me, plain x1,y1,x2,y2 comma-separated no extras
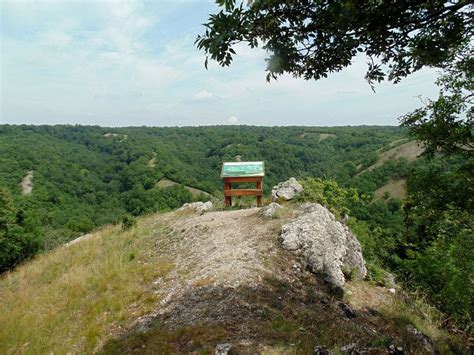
1,124,471,327
0,124,408,263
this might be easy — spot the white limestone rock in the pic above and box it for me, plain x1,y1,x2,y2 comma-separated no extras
259,202,283,219
271,177,303,201
178,201,213,215
279,203,366,291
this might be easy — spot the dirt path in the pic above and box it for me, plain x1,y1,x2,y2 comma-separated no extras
20,171,33,195
147,208,293,327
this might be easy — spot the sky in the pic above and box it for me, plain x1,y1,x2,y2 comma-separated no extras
1,0,441,127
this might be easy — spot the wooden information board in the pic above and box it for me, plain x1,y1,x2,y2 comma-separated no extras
221,162,264,207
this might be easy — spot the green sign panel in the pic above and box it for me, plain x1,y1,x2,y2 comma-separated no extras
221,161,265,177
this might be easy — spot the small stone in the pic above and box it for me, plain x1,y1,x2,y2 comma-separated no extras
406,325,435,353
178,201,213,215
388,288,396,294
314,345,332,355
215,343,232,355
340,343,358,354
339,302,357,319
367,308,380,317
320,298,329,305
260,202,283,218
385,272,396,286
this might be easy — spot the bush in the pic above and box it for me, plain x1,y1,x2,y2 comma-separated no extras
121,214,137,231
297,178,360,218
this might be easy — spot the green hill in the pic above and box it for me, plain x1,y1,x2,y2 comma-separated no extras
0,124,410,258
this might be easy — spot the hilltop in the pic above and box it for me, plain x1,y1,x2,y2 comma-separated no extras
1,125,470,350
0,201,464,354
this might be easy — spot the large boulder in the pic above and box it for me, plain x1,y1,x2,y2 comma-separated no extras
271,177,303,201
178,201,213,215
280,203,366,291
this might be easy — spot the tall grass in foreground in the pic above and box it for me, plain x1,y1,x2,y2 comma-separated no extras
0,222,172,354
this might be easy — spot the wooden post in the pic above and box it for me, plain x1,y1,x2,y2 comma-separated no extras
256,179,262,207
223,176,263,207
224,181,232,207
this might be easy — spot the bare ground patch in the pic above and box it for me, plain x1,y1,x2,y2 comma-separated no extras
359,141,424,174
148,152,157,168
373,179,407,201
20,171,33,195
157,178,210,198
299,132,336,141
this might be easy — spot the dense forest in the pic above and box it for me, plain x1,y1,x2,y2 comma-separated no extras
0,124,472,327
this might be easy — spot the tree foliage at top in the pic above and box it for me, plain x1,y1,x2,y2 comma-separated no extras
196,0,472,83
401,46,473,157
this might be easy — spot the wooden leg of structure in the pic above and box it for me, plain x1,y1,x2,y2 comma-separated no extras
223,177,263,208
224,182,232,207
256,179,262,206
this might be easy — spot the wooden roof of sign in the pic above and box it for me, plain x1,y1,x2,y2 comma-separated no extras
221,161,265,178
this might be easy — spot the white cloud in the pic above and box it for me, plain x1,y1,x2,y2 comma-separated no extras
194,90,213,100
40,31,72,48
1,0,189,125
1,1,440,127
228,115,238,125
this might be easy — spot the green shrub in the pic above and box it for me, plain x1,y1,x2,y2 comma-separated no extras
0,188,42,272
121,214,137,231
297,178,360,218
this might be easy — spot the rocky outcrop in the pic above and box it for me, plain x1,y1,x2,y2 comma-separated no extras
178,201,213,215
271,177,303,201
259,202,282,219
65,233,93,247
279,203,366,291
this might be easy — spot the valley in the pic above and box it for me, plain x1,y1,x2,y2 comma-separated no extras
0,124,471,352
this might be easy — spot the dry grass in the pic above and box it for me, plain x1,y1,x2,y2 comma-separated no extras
359,140,424,175
299,132,337,141
372,179,407,201
0,222,173,354
344,281,464,353
319,133,336,141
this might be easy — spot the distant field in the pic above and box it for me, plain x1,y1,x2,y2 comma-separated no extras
373,179,407,201
157,178,210,198
299,132,337,141
360,140,424,174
